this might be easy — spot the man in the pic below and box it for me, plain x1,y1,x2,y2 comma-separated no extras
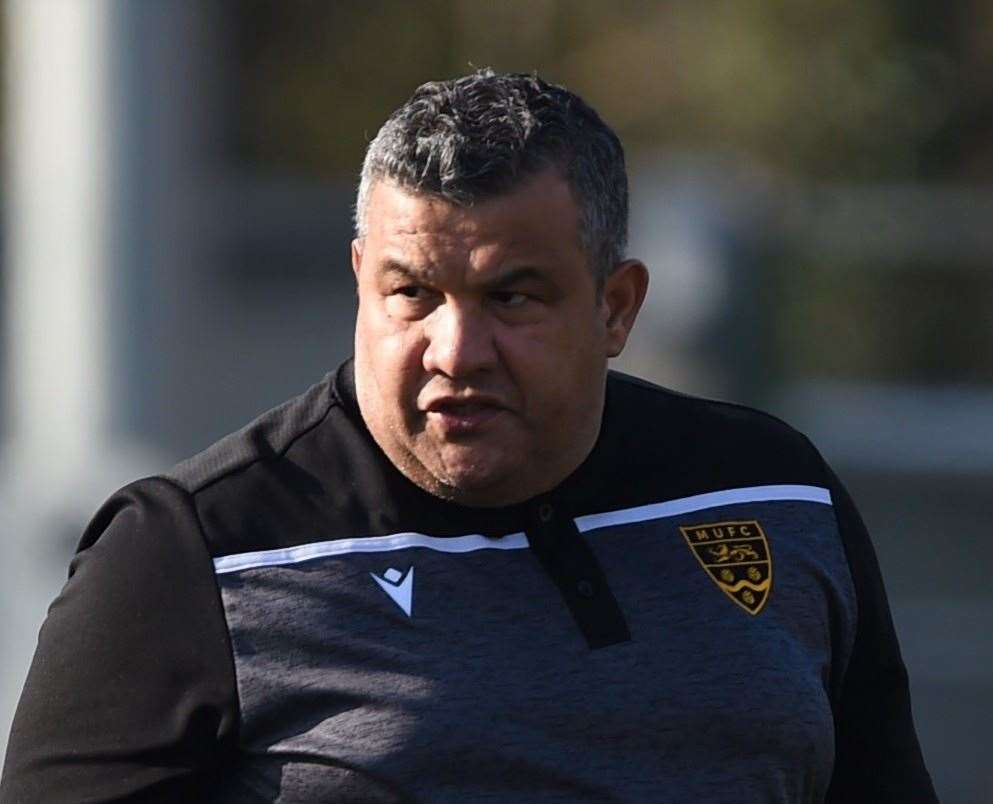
1,70,935,802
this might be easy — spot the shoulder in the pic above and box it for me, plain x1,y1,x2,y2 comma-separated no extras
165,371,339,495
155,365,381,557
605,370,827,489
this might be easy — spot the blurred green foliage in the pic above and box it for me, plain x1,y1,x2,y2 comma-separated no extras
234,0,984,182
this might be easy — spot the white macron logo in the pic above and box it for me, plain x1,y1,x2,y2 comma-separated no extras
371,567,414,617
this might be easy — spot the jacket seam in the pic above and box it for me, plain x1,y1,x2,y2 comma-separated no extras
184,394,340,497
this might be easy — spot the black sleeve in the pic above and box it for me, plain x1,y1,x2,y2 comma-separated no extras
824,468,938,803
0,478,239,803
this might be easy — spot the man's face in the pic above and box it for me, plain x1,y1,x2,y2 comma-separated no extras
352,170,646,507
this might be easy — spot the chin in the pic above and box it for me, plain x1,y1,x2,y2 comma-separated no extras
439,465,506,494
431,455,517,504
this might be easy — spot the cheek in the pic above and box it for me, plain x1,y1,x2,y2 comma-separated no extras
499,325,600,402
359,303,423,365
516,312,601,363
361,325,427,404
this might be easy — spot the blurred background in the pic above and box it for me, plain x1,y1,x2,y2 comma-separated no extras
1,1,990,800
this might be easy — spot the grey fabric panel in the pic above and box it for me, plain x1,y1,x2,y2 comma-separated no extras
216,499,854,803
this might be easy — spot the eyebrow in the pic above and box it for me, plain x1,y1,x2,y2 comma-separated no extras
379,260,549,289
380,259,425,280
488,267,547,289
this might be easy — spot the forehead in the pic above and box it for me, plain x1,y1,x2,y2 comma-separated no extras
361,172,586,267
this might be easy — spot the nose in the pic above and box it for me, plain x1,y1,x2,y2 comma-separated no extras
422,300,497,379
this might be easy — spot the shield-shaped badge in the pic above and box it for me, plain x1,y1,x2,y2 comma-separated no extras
678,520,772,615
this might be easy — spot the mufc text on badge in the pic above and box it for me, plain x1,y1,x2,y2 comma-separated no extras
678,520,772,615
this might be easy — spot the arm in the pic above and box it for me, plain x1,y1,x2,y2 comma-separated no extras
825,470,938,803
0,478,239,803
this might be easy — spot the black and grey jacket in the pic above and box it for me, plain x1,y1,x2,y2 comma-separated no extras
0,361,936,803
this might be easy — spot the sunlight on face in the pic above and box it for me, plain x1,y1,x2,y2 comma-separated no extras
352,170,646,506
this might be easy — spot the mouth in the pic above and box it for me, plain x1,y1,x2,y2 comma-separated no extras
422,396,507,436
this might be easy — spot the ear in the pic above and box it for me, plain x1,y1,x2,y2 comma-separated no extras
601,259,649,358
351,238,364,281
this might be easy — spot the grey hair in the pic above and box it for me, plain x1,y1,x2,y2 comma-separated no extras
354,69,628,284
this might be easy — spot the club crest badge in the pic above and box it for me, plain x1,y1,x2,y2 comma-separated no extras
679,520,772,615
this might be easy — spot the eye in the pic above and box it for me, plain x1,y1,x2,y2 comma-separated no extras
393,285,432,300
489,290,529,308
385,284,440,319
